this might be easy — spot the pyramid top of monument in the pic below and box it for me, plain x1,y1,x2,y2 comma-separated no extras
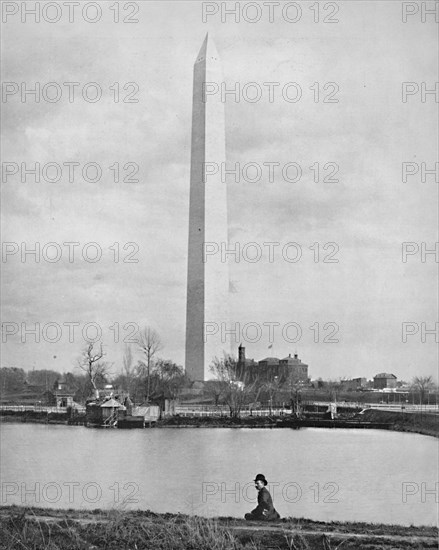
195,33,220,64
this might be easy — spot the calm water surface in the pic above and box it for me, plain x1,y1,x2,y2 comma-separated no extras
1,423,437,526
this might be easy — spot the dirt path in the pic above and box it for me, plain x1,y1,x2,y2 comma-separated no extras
229,523,439,546
2,511,437,548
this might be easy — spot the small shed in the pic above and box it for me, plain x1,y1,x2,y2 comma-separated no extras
117,404,127,420
132,405,160,422
49,376,76,407
100,398,121,426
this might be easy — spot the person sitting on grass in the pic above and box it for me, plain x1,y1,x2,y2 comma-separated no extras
245,473,280,521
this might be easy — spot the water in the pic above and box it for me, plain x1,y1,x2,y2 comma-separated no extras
1,423,437,526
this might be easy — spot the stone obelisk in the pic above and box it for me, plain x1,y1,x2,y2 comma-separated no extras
185,34,229,381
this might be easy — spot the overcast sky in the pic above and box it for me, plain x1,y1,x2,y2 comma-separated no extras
1,1,437,381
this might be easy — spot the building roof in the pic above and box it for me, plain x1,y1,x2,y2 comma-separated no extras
53,375,77,393
53,389,76,396
374,373,397,379
258,357,279,364
100,398,121,408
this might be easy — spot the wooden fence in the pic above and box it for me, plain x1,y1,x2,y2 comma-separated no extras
0,404,86,413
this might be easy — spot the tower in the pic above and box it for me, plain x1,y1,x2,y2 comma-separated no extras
185,35,229,381
238,343,246,366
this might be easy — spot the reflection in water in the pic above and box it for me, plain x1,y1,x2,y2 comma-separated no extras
1,424,437,526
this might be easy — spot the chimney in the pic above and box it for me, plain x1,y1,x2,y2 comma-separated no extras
294,354,298,359
238,344,246,364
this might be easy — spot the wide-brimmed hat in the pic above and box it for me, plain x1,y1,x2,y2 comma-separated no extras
254,474,268,485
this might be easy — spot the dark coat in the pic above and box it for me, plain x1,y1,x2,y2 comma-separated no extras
247,486,280,521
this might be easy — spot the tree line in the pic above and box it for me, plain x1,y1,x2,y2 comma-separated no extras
1,322,437,413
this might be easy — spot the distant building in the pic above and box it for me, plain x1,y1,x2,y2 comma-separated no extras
238,345,309,384
341,377,367,391
373,373,397,389
87,386,129,404
279,354,308,382
256,357,280,380
238,345,257,371
86,397,122,427
51,376,76,407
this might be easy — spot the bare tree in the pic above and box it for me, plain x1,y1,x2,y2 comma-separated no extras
411,375,434,404
263,377,285,414
123,344,134,377
77,341,110,398
209,354,260,418
289,371,304,416
326,378,341,402
155,359,188,400
204,379,226,406
138,326,163,402
121,344,135,395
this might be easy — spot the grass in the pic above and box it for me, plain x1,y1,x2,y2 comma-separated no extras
0,507,437,550
1,510,252,550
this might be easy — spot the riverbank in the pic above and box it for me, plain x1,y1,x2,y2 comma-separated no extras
1,408,438,437
0,506,437,549
360,408,439,438
140,410,439,437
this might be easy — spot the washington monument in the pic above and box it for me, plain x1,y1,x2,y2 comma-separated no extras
185,34,229,381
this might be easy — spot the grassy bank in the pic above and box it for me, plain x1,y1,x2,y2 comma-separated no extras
158,415,290,428
159,412,439,438
0,506,437,550
359,409,439,438
0,410,73,425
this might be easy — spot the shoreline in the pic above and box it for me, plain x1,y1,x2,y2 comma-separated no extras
1,506,437,549
1,410,438,438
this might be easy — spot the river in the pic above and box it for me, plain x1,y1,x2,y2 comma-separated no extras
1,423,437,526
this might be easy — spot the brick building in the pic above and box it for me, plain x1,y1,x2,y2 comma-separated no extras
238,345,309,384
341,377,367,391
